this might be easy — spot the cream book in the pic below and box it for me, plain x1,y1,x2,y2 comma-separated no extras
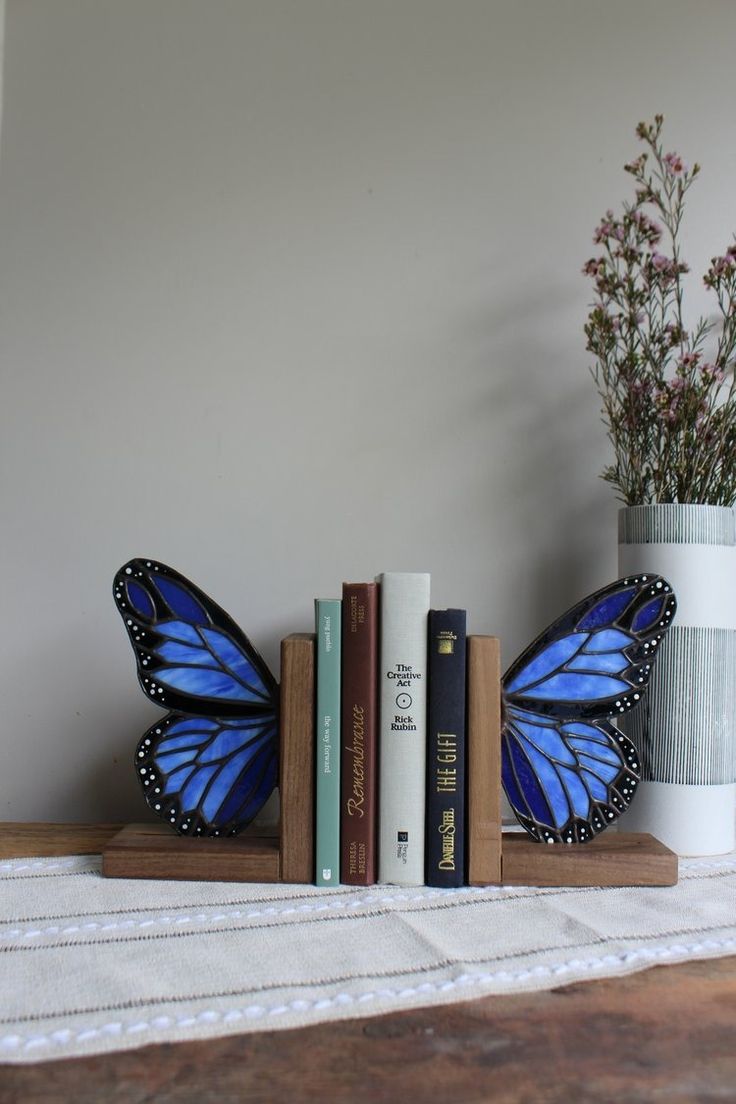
376,571,431,885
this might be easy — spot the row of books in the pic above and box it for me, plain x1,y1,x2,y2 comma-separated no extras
305,572,501,888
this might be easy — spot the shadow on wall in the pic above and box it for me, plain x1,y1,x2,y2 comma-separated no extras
457,274,614,652
67,700,160,825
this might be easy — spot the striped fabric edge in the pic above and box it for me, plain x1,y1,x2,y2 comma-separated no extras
1,930,735,1062
618,505,736,546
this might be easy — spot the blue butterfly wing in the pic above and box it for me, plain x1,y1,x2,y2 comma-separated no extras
136,713,278,836
114,559,279,836
502,574,676,843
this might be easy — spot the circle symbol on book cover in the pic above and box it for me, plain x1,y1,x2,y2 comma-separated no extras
396,693,412,709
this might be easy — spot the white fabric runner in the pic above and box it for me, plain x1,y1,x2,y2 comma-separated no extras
1,850,735,1063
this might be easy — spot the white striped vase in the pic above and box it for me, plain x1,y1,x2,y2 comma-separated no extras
618,504,736,855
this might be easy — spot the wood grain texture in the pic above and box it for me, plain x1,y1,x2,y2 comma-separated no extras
467,636,502,885
101,823,281,882
502,830,678,886
279,633,316,883
0,823,123,858
2,955,734,1103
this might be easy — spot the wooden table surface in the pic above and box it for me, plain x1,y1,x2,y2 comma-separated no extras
1,954,735,1104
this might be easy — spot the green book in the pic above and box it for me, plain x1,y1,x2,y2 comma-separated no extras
315,598,341,886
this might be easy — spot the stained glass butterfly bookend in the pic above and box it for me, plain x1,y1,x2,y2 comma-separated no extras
102,559,679,886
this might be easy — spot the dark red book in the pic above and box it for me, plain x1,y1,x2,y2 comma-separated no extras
340,582,378,884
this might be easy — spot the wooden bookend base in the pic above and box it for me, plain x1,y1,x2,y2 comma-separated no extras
500,830,678,887
101,824,281,883
0,822,124,859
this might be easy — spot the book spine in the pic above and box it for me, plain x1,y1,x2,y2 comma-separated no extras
377,572,431,885
279,633,316,884
467,635,502,886
425,609,467,888
340,583,378,885
315,600,341,887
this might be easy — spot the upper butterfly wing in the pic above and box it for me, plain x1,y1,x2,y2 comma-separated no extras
503,574,676,721
501,574,676,843
113,559,278,720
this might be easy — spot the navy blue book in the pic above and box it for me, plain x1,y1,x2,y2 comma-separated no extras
425,608,467,887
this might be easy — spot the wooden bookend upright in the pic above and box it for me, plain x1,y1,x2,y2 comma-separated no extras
101,633,316,883
467,635,502,885
279,633,316,883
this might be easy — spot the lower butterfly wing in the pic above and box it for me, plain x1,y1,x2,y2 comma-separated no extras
137,712,278,836
501,575,676,843
502,706,640,843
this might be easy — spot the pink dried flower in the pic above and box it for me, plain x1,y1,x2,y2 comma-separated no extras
632,212,662,244
624,153,648,175
593,215,616,244
582,258,604,277
700,363,726,384
663,151,686,175
704,253,736,286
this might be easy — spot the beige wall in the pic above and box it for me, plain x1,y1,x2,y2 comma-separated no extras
1,0,735,821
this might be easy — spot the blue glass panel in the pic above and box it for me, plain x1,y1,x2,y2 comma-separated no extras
505,633,589,694
518,737,570,828
198,723,272,764
561,722,610,744
513,718,576,766
558,765,591,820
157,621,203,646
508,737,554,827
156,749,198,772
567,737,614,756
156,641,220,668
584,629,632,653
580,770,608,802
572,742,621,766
180,764,219,812
162,764,195,795
126,581,155,619
156,732,211,753
567,652,628,674
154,577,208,624
502,742,530,819
519,673,629,701
155,667,253,701
166,717,219,734
201,748,257,821
632,597,664,632
199,628,271,700
220,753,277,825
578,754,619,783
577,589,635,630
